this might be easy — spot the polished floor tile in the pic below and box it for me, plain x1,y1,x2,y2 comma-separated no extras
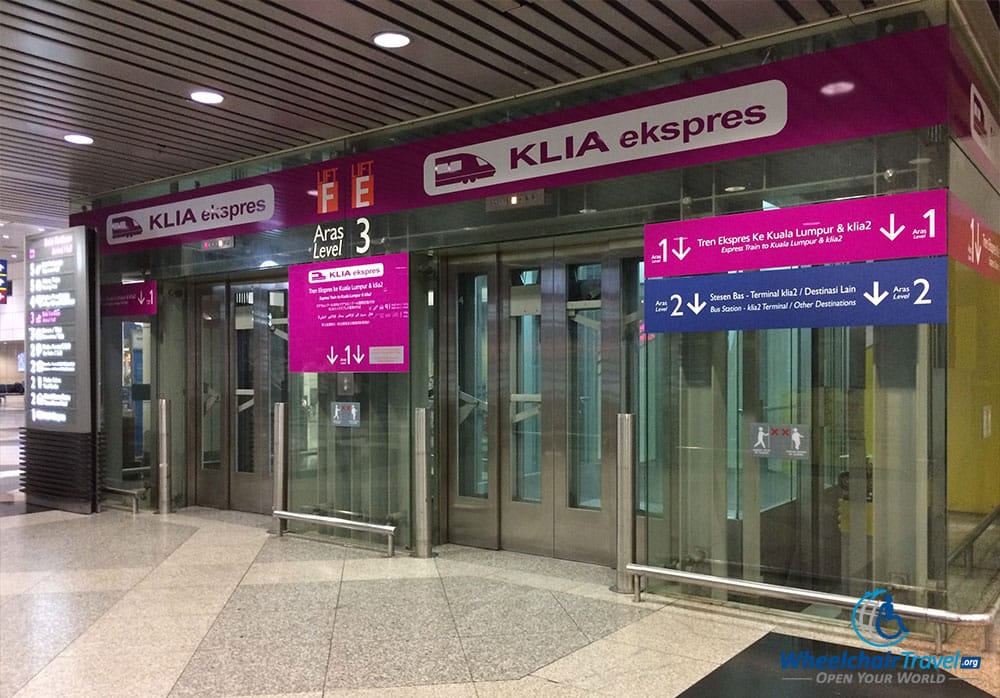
1,505,997,697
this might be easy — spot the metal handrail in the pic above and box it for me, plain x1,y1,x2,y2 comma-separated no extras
627,563,1000,654
273,509,397,557
947,502,1000,577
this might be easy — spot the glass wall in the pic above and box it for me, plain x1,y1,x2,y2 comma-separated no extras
286,371,412,546
638,316,947,607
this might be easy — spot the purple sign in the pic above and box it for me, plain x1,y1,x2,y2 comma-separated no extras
100,281,158,317
645,190,948,278
644,257,948,334
71,27,949,254
288,253,409,373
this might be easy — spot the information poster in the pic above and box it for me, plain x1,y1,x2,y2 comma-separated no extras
24,227,95,432
288,253,409,373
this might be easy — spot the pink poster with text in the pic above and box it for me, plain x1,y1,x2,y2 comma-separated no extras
289,253,409,373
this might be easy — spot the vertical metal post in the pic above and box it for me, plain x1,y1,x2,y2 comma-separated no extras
157,398,171,514
413,407,432,558
615,413,636,593
273,402,287,536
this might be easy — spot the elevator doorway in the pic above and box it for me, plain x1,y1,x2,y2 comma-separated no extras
444,246,637,566
194,280,288,513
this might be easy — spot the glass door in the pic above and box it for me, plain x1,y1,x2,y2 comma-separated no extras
446,246,625,566
195,280,288,513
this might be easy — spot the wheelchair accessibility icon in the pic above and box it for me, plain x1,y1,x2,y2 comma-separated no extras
852,589,910,648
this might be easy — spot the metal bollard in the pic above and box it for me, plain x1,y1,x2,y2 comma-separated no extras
157,398,171,514
614,413,636,594
273,402,287,536
413,407,432,557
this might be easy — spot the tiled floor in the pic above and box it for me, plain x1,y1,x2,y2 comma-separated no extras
1,399,998,697
0,506,996,697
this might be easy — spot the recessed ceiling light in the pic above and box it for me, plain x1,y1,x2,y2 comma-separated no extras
190,90,224,105
724,185,747,193
64,133,94,145
908,157,933,165
372,31,410,48
820,81,855,96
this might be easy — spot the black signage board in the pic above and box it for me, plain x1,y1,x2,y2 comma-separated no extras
22,226,101,513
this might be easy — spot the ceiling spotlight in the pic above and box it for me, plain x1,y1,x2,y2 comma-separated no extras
64,133,94,145
190,90,224,105
820,81,855,96
372,31,410,48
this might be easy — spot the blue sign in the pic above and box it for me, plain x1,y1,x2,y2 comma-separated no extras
645,257,948,333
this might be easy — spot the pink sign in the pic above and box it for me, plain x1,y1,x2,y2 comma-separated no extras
645,190,948,278
288,253,409,373
948,193,1000,284
100,281,157,316
72,27,950,254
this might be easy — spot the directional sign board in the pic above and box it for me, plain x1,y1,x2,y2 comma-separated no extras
101,281,158,317
289,253,409,373
24,227,95,432
948,193,1000,284
0,258,7,304
645,189,947,278
645,257,948,333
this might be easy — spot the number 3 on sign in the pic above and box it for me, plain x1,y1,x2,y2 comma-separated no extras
355,217,371,255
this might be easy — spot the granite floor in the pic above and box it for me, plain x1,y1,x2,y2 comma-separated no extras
0,505,996,697
1,399,999,697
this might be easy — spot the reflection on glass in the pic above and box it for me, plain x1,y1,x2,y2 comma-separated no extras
567,263,601,510
511,269,541,503
200,286,224,470
234,289,255,473
457,273,489,497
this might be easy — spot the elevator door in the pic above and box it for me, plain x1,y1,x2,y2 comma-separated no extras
195,281,288,513
446,249,621,566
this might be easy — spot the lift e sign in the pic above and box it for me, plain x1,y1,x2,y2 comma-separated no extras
423,81,787,196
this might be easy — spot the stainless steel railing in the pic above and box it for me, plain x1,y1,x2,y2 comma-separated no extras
271,509,397,556
626,563,1000,654
157,398,171,514
614,413,635,594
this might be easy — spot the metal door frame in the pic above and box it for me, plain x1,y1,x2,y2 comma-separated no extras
189,278,287,513
442,241,632,565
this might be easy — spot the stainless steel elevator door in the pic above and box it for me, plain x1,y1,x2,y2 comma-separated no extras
446,248,623,566
194,281,288,513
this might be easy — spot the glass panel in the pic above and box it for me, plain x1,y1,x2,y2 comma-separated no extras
567,263,601,510
510,268,541,503
199,286,224,470
233,289,255,473
287,372,412,547
121,322,152,481
457,272,489,498
266,287,289,477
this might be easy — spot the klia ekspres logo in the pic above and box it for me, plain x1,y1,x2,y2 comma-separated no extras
852,589,910,648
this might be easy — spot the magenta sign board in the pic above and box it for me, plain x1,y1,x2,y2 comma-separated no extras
288,253,409,373
100,281,157,316
948,193,1000,284
645,190,948,278
71,27,950,254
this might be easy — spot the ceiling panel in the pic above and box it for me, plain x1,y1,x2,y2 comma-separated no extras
2,0,989,261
